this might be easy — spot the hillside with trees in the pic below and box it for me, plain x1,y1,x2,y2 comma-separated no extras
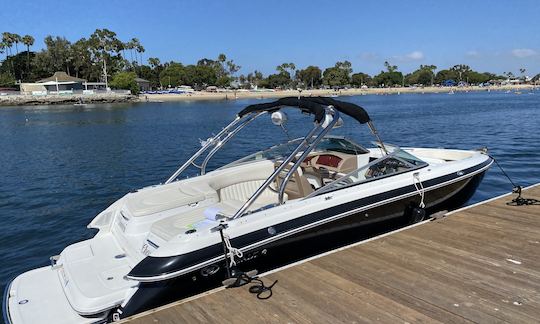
0,30,530,91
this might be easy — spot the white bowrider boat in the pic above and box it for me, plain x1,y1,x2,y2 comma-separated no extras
4,97,492,323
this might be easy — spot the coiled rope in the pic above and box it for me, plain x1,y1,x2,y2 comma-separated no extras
226,273,278,300
216,224,278,300
490,155,539,206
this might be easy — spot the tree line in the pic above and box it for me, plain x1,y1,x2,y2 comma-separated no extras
1,29,536,92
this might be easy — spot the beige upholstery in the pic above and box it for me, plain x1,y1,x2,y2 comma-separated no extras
288,172,314,199
219,180,282,207
125,182,218,217
206,161,274,190
125,161,276,217
148,161,288,241
150,199,270,241
275,162,314,200
150,204,221,241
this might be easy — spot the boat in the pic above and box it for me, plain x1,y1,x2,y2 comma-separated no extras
4,97,493,323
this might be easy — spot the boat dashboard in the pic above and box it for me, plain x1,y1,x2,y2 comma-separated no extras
301,151,359,173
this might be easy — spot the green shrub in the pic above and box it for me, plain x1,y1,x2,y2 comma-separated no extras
110,72,139,95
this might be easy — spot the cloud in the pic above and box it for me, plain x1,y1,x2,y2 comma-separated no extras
511,48,537,58
405,51,424,60
466,50,481,58
359,52,378,61
392,51,424,62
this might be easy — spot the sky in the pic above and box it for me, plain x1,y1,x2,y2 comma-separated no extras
2,0,540,76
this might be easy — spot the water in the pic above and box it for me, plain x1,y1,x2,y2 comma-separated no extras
1,90,539,303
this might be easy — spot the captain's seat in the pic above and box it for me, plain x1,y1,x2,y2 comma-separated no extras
275,161,314,199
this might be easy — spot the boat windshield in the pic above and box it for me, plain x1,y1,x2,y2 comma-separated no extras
312,137,368,155
220,137,368,169
311,147,427,196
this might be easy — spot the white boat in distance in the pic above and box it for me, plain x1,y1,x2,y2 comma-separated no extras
4,97,492,323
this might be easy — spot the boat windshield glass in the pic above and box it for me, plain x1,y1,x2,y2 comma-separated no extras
312,147,427,196
220,137,367,169
311,137,368,155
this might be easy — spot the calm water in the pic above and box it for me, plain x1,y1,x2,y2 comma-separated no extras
1,90,539,301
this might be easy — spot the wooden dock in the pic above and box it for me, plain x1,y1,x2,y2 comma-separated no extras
124,184,540,323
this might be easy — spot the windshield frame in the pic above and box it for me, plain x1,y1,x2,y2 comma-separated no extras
307,147,428,197
218,135,369,171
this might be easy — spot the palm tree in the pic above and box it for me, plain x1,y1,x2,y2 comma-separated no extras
0,42,5,61
2,32,15,76
136,44,145,67
130,38,140,65
2,32,13,56
148,57,160,69
12,33,21,54
22,35,34,79
519,68,526,80
124,41,134,66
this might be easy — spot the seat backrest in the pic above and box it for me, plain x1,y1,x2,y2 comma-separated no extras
207,160,274,192
275,162,314,200
219,179,276,202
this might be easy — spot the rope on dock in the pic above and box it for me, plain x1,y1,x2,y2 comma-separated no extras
490,155,540,206
226,273,278,300
507,186,540,206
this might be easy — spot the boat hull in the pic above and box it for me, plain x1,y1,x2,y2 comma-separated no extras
118,170,485,319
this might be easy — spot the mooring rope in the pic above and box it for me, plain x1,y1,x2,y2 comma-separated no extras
226,273,278,300
219,230,278,300
489,155,539,206
222,233,243,267
413,173,426,208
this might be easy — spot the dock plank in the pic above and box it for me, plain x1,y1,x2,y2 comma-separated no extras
124,185,540,324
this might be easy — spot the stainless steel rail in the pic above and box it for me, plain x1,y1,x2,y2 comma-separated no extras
233,106,340,218
232,123,323,219
367,121,388,155
200,112,264,175
165,105,343,219
165,116,243,184
277,108,339,203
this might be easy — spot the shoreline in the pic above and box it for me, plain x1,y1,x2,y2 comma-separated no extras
140,84,536,102
0,84,535,106
0,93,138,106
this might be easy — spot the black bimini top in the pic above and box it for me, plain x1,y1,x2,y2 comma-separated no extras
238,96,371,124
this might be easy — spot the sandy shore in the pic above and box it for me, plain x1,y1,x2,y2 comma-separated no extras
140,84,536,102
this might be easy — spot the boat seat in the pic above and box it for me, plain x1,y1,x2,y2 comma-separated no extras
124,182,218,217
218,179,281,205
150,197,283,241
275,162,314,199
150,182,287,242
59,233,138,315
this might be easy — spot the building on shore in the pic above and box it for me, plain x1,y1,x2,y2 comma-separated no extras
37,72,87,91
19,72,110,95
135,78,150,92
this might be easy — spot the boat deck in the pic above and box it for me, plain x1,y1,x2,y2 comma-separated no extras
123,184,540,323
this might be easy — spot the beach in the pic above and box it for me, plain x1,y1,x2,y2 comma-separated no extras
140,84,536,102
0,84,534,107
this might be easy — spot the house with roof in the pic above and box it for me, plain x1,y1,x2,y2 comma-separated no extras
36,72,87,91
134,77,150,91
